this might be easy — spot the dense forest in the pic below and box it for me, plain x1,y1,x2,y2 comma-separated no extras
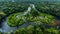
0,1,60,34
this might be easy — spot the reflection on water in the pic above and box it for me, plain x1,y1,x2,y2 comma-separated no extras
2,21,17,32
0,21,30,32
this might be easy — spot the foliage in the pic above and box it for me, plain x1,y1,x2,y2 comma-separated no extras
14,25,43,34
25,8,54,24
0,2,29,14
26,25,35,34
7,12,25,27
0,1,59,34
14,25,60,34
35,2,60,18
14,28,27,34
44,28,59,34
7,6,54,27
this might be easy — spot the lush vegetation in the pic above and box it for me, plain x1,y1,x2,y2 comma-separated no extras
3,3,29,14
7,12,25,27
0,2,29,14
35,2,60,18
0,2,29,23
14,25,60,34
0,1,60,34
7,6,54,27
14,25,43,34
24,8,54,25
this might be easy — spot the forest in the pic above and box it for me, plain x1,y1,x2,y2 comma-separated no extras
0,1,60,34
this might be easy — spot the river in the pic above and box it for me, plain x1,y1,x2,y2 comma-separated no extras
0,4,35,33
0,4,60,33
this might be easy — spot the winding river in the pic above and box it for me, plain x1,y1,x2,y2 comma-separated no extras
0,4,60,33
0,4,35,33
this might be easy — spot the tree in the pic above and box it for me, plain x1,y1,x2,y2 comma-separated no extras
14,28,28,34
34,27,43,34
44,28,59,34
26,25,35,34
